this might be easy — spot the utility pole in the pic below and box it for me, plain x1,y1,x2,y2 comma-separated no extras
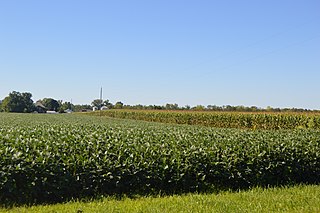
100,87,102,117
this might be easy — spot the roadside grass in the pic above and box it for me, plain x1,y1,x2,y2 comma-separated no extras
1,185,319,213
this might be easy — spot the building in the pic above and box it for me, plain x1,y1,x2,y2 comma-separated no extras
64,109,73,113
101,106,109,110
35,102,47,113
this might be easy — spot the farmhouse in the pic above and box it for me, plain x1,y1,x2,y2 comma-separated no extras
35,101,47,113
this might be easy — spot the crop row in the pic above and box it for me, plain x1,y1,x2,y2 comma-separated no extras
88,110,320,130
0,113,319,204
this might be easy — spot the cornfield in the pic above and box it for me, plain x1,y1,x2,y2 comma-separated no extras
88,110,320,130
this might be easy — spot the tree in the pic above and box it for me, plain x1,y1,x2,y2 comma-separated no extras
41,98,60,111
103,100,113,109
91,99,103,110
56,101,75,113
74,104,91,112
183,105,191,110
165,103,179,110
1,91,35,113
114,101,124,109
193,105,205,111
60,101,74,111
92,99,113,110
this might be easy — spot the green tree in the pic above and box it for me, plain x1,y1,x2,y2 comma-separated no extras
60,101,74,111
183,105,191,110
193,105,205,111
42,98,60,111
1,91,35,113
74,104,92,112
91,99,103,110
103,100,113,109
114,101,124,109
92,99,113,110
165,103,179,110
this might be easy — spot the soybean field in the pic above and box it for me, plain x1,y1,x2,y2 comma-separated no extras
0,113,319,205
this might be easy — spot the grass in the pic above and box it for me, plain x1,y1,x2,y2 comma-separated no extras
1,185,319,213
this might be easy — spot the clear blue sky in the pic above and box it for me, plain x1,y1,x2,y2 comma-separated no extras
1,0,319,109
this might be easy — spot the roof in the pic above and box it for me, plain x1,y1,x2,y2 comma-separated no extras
35,102,46,109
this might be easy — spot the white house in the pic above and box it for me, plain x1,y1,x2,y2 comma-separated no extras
101,106,109,110
64,109,73,113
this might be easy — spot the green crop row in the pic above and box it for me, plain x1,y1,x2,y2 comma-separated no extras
87,110,320,130
0,113,319,205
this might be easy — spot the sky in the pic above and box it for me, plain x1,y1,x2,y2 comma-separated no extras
0,0,319,109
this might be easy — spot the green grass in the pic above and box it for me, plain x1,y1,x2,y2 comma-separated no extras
1,185,319,213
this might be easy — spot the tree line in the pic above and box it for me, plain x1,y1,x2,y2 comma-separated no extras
90,99,319,113
0,91,318,113
0,91,90,113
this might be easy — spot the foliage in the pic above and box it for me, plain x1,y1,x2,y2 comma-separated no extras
73,104,92,112
89,110,320,130
103,100,113,109
165,103,179,110
91,99,103,110
41,98,60,112
1,91,34,113
91,99,113,110
193,105,205,111
60,102,74,112
0,113,319,205
114,101,124,109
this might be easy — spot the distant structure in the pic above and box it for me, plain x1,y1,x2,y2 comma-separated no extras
101,106,108,110
64,109,73,113
35,101,47,113
46,111,58,114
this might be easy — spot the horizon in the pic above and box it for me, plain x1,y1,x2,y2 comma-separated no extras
1,1,319,109
1,89,319,111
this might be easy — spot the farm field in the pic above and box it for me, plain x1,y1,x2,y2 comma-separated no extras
0,112,319,207
87,109,320,130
